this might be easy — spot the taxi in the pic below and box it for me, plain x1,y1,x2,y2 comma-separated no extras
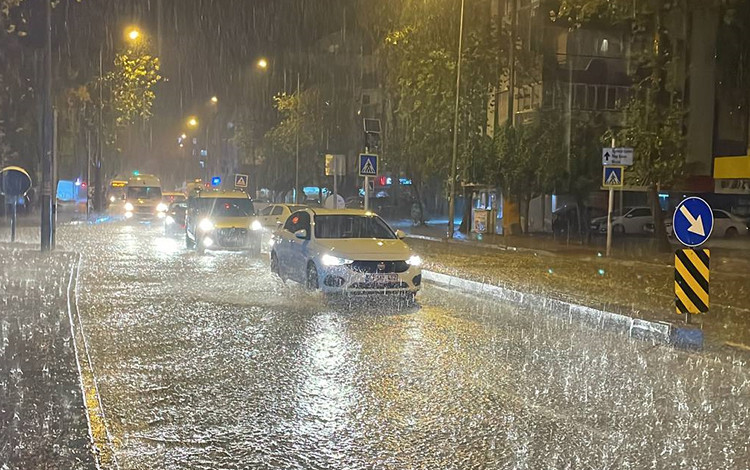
185,190,262,254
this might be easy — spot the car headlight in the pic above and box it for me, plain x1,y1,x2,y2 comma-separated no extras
156,203,168,212
198,219,214,232
109,196,116,203
251,220,262,231
407,254,422,266
124,202,134,211
321,254,354,266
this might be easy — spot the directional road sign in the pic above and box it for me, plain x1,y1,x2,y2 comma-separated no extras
672,197,713,247
602,166,624,188
359,153,378,177
234,173,248,188
674,248,710,314
602,147,634,166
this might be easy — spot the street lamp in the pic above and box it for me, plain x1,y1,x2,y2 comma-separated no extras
447,0,465,239
187,116,198,128
257,58,268,69
126,27,141,42
210,96,218,104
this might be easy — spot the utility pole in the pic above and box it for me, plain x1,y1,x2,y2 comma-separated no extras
294,73,300,204
41,0,53,251
95,46,104,213
448,0,466,239
507,0,516,124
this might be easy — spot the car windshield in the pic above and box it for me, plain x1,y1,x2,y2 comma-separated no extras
127,186,162,199
314,215,396,239
197,198,254,217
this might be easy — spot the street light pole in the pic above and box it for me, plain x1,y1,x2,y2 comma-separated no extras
41,0,53,251
295,72,300,204
448,0,465,239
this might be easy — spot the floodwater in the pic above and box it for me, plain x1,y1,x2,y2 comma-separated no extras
3,221,750,469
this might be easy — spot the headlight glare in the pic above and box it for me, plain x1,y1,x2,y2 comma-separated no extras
251,220,262,231
198,219,214,232
321,254,354,266
407,254,422,266
157,203,168,212
124,202,134,211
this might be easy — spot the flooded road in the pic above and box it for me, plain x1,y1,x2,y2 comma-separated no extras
59,222,749,469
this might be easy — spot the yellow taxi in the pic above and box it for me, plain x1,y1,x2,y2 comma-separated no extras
185,190,262,254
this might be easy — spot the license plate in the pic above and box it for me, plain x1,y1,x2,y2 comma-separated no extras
365,273,399,283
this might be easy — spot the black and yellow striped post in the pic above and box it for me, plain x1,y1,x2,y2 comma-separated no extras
674,248,710,320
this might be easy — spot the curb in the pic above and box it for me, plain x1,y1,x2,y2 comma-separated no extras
423,270,702,349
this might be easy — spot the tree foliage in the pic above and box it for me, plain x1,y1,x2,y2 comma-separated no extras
107,44,163,127
380,1,502,188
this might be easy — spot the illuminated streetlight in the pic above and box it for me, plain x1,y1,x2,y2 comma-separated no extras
126,27,141,42
210,96,218,104
187,117,198,128
180,133,187,140
257,58,268,69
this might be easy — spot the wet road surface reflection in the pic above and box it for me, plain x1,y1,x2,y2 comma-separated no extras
59,222,750,469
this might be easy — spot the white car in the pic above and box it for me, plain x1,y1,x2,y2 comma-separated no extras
590,206,653,235
666,209,749,239
256,203,307,229
270,208,422,299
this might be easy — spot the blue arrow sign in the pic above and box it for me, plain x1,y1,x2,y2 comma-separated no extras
359,154,378,177
673,197,713,247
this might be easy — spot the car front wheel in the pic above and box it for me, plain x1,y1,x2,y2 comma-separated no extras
306,262,319,290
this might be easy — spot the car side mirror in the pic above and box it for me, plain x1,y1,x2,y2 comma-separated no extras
395,229,406,239
294,229,308,239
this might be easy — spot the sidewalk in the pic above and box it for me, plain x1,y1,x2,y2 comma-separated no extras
391,219,750,350
0,244,96,469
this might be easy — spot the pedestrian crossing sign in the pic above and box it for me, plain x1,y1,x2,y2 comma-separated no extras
359,154,378,177
602,166,624,188
234,173,248,188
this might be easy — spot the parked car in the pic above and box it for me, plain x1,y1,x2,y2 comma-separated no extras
552,205,606,237
590,207,653,235
665,209,749,238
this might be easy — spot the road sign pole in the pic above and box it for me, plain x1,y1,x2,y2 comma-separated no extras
364,177,369,211
606,187,614,257
10,199,17,243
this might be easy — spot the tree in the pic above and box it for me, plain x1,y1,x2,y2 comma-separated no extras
554,0,691,250
379,0,503,221
261,87,331,196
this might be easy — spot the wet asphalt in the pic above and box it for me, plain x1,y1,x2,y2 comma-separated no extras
56,221,750,469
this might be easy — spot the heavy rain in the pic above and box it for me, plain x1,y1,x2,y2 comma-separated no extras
2,1,750,469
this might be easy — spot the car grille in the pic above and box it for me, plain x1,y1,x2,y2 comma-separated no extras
216,228,251,247
349,260,409,273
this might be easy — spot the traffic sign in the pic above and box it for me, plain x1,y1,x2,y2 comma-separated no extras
359,154,378,177
602,166,624,188
0,166,32,197
602,147,634,166
234,173,248,188
674,248,710,314
672,197,713,247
